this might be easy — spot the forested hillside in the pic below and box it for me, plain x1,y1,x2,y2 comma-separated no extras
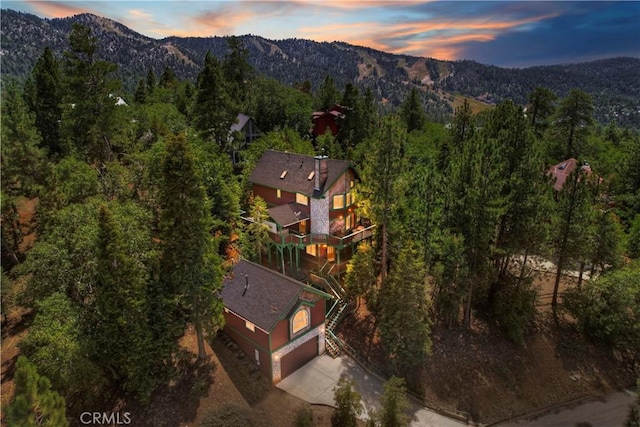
1,16,639,427
2,9,640,127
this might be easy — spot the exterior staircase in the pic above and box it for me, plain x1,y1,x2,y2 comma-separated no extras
312,262,350,358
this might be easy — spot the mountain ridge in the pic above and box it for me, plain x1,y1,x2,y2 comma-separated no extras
2,9,639,126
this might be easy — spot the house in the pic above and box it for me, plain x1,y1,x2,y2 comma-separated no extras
548,158,595,192
246,150,374,276
230,113,262,166
311,104,346,139
220,259,331,383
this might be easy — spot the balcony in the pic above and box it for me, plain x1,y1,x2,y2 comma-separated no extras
268,224,375,249
240,213,375,249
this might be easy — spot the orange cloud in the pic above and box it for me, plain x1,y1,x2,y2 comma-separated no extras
291,0,427,10
26,0,90,18
189,9,256,36
129,9,152,20
300,12,558,60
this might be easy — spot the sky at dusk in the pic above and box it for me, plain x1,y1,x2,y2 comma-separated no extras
4,1,640,68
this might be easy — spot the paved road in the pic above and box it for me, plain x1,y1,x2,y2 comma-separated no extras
499,389,637,427
277,354,467,426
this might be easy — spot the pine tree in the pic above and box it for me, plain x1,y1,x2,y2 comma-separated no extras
336,83,362,156
25,47,63,157
134,78,147,104
378,244,432,375
401,87,426,133
1,80,47,267
223,36,253,108
146,69,157,96
551,165,595,307
155,134,224,361
450,99,475,148
550,89,594,159
5,356,68,427
61,23,121,161
360,116,406,282
527,87,557,137
92,204,155,399
433,233,468,327
331,376,363,427
371,376,410,427
316,75,340,111
193,51,238,151
447,131,506,328
246,196,270,263
344,241,377,305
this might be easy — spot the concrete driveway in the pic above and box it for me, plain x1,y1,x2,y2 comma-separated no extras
277,354,467,426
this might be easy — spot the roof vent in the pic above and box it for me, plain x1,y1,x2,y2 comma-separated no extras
242,274,249,296
280,170,288,179
307,171,315,180
270,304,279,313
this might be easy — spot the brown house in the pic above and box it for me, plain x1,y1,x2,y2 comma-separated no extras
246,150,374,276
548,158,598,191
220,259,331,383
312,104,346,138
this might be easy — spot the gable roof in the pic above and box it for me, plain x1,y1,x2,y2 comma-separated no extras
268,203,309,227
230,113,252,133
248,150,352,197
221,259,329,332
548,158,593,191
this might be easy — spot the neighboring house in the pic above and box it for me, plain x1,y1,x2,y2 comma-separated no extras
220,259,331,383
230,113,262,166
246,150,374,276
548,158,595,192
311,104,346,139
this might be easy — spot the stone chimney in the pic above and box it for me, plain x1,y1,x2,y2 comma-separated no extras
314,154,328,192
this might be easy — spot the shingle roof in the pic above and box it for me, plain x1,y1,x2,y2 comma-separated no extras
230,113,251,133
221,260,309,331
248,150,351,197
268,203,309,227
548,158,593,191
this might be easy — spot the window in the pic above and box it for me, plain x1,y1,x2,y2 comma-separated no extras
350,180,355,188
327,246,335,262
296,193,308,206
291,308,310,335
245,321,255,332
345,214,352,231
333,194,345,209
276,189,281,198
306,244,317,256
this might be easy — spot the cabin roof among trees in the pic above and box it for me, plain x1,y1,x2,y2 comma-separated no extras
548,158,593,191
221,259,326,331
249,150,351,197
230,113,253,133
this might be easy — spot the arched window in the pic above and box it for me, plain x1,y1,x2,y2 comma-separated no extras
291,307,310,335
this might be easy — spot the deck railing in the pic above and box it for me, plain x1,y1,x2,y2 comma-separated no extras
268,224,376,249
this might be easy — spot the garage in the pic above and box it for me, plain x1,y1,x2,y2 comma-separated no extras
280,336,319,380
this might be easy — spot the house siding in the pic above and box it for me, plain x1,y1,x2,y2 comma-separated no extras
270,318,290,350
223,311,270,349
225,324,272,379
252,184,296,207
310,299,326,328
